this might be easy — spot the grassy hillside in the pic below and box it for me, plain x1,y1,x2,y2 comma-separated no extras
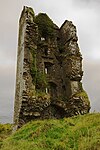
0,124,12,148
0,113,100,150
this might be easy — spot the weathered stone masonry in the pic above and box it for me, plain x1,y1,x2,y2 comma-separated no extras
14,6,90,129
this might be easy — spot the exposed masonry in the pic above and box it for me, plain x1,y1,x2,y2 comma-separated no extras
14,6,90,129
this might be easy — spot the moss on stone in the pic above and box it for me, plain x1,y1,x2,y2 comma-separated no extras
36,70,48,89
27,7,35,19
30,49,48,90
30,48,37,84
77,82,90,106
35,13,55,38
36,90,50,100
75,90,90,106
79,82,83,91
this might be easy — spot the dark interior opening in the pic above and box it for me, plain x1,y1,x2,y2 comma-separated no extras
44,62,53,74
44,49,48,55
62,85,66,98
57,37,60,41
49,82,57,98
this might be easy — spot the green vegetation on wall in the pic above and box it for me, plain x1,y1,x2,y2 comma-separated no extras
75,90,90,106
0,124,12,149
30,47,37,84
79,82,83,91
36,71,48,89
26,7,35,20
78,82,90,106
35,13,55,38
30,48,47,90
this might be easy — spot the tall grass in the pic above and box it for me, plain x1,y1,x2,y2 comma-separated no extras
0,124,12,148
0,113,100,150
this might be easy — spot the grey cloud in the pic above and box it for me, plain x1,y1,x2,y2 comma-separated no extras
83,60,100,112
0,65,15,90
0,64,15,121
72,0,100,8
68,5,100,60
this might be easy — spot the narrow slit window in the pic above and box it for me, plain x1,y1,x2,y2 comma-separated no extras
45,68,48,74
45,88,48,93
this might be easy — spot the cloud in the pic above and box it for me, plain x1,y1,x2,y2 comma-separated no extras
72,0,100,9
62,0,100,60
0,64,15,122
83,60,100,111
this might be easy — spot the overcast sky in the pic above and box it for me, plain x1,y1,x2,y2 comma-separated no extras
0,0,100,123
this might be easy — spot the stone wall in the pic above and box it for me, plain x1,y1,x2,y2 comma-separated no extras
14,6,90,129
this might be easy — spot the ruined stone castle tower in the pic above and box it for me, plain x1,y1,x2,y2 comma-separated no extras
14,6,90,129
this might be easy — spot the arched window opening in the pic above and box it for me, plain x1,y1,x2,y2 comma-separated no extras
44,62,53,74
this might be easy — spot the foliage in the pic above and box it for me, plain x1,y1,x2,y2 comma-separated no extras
79,82,83,91
0,124,12,149
30,48,47,90
27,7,35,18
75,90,90,106
1,113,100,150
36,90,50,100
35,13,55,38
36,71,48,89
30,48,37,84
31,65,47,89
73,82,90,107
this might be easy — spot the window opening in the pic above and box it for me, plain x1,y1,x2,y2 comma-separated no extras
62,85,66,97
45,67,48,74
41,37,45,41
44,62,53,75
45,87,48,94
49,82,57,98
44,49,48,55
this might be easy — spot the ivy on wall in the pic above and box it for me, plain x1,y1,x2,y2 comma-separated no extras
35,13,55,38
30,48,47,90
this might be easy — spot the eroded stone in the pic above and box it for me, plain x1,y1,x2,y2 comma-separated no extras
14,6,90,129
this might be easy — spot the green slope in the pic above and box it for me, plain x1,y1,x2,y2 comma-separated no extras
0,113,100,150
0,124,12,148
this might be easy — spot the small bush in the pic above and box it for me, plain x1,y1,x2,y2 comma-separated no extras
35,13,55,38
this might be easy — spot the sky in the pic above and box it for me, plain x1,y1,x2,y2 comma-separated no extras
0,0,100,123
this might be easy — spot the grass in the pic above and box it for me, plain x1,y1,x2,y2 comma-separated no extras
0,113,100,150
0,124,12,148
